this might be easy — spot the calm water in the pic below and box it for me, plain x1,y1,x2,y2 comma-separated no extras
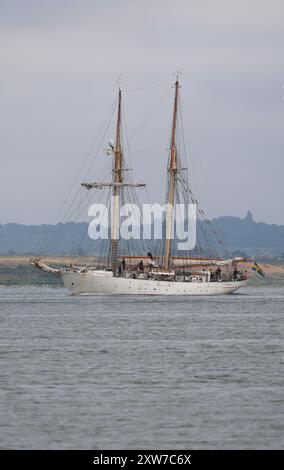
0,285,283,449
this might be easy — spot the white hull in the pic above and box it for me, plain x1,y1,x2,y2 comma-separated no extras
61,270,247,295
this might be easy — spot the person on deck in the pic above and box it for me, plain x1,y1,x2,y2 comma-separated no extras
233,267,238,281
139,260,144,272
216,266,221,281
122,258,126,271
147,252,153,261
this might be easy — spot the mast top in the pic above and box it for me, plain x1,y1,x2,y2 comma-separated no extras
115,74,123,91
173,70,181,84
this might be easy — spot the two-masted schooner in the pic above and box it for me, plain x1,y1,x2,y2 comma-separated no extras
32,79,247,295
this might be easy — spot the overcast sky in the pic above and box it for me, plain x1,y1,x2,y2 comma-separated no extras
0,0,283,225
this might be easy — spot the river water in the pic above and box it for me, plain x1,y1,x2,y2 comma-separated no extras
0,285,283,449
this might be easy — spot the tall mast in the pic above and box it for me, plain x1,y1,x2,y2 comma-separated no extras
81,85,145,273
111,88,122,273
163,79,179,270
81,84,145,274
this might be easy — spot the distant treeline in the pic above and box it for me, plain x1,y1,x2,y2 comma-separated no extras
0,211,284,258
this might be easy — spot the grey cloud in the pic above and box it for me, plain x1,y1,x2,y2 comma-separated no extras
0,0,283,224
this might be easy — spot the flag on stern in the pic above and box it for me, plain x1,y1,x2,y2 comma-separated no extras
252,262,265,277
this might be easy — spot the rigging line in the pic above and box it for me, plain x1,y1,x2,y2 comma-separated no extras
78,191,95,265
179,93,202,206
44,187,94,253
67,189,105,258
69,96,117,193
155,149,168,206
40,97,117,251
43,198,86,254
197,214,219,258
176,175,214,259
80,114,116,188
72,187,83,257
121,102,134,177
184,181,227,257
96,188,112,267
177,104,227,258
128,87,172,145
72,215,92,264
39,186,81,253
81,187,111,269
81,97,117,182
140,187,160,257
125,185,150,257
44,102,116,251
106,187,112,269
178,98,191,192
122,83,172,93
49,97,116,224
50,185,81,230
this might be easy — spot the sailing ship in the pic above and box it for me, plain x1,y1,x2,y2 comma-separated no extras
32,78,247,295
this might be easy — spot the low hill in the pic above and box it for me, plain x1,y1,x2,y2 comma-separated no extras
0,211,283,258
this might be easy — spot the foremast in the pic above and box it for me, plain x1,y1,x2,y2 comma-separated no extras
81,87,145,275
163,79,179,271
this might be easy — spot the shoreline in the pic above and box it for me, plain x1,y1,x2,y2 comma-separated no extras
0,256,284,286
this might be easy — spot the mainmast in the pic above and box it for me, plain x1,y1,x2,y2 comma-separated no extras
111,88,123,273
163,79,179,271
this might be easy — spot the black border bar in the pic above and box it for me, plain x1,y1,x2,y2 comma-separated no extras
0,450,282,468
